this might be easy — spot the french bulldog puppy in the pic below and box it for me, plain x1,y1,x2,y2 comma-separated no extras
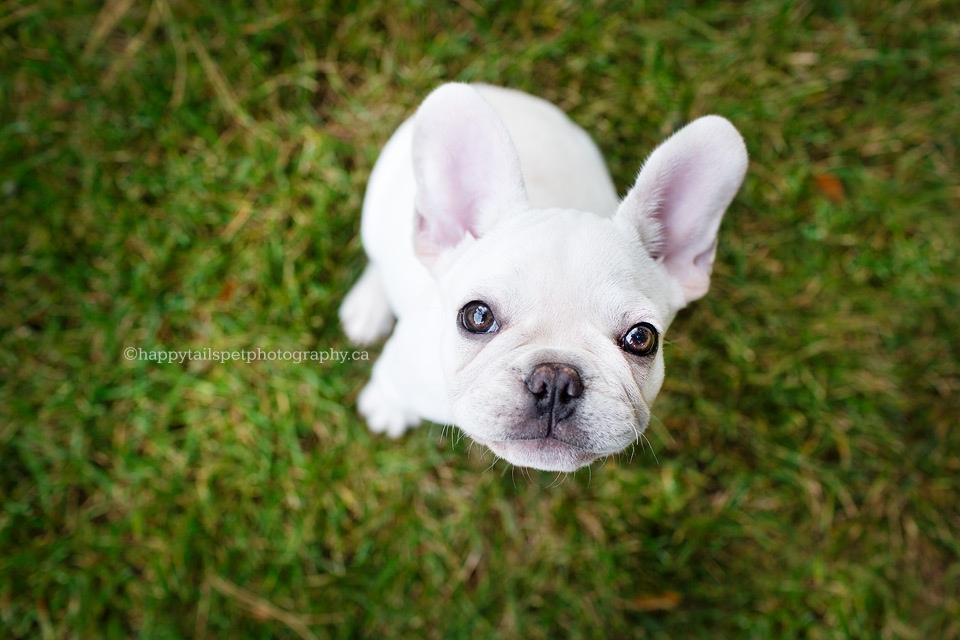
340,83,747,472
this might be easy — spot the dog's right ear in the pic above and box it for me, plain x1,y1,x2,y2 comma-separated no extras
412,83,529,266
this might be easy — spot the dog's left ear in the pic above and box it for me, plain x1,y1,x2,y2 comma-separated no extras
615,115,747,306
412,83,529,267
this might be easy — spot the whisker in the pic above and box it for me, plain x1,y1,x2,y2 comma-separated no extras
548,471,564,488
640,432,659,466
522,466,533,486
483,450,500,473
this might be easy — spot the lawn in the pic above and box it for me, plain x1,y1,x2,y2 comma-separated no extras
1,1,958,638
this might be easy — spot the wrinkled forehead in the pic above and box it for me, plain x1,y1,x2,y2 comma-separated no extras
441,209,673,326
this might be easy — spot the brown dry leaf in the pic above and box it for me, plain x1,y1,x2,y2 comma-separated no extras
630,591,682,611
218,280,236,302
813,174,846,202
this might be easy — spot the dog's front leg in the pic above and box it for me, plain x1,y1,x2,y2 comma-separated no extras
357,316,451,437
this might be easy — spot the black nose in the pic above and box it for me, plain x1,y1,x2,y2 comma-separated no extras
526,363,583,426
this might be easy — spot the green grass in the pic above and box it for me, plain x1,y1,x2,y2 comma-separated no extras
2,1,958,638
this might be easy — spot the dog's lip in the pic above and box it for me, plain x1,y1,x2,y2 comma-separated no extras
477,435,600,469
493,435,590,451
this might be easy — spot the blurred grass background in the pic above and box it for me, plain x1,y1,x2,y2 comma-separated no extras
1,0,958,638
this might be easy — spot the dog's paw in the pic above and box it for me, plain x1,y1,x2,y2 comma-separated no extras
358,381,420,438
340,266,395,345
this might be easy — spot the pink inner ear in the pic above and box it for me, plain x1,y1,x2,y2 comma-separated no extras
616,114,747,305
415,199,478,249
657,155,714,264
412,85,528,261
416,145,486,248
693,238,718,271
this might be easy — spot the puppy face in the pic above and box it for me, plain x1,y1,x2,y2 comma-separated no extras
436,210,680,471
412,84,747,471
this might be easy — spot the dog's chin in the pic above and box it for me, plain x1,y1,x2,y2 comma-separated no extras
479,437,599,472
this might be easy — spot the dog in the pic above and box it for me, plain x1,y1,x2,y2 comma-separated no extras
340,83,747,472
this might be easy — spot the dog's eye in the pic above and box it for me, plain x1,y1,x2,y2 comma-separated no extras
621,323,659,356
460,301,499,334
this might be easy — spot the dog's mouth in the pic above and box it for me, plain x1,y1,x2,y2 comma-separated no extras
479,436,599,472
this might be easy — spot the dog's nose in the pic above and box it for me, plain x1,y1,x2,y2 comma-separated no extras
526,363,583,425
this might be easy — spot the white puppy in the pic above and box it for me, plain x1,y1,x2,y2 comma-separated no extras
340,84,747,472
